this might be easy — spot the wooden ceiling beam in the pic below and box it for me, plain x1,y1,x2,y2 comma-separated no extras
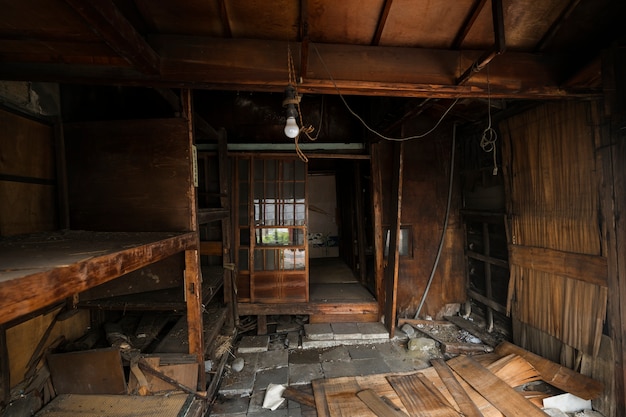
63,0,160,75
0,37,601,99
372,0,394,46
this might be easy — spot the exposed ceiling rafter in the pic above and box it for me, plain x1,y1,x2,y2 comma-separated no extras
457,0,506,85
372,0,394,46
299,0,310,79
218,0,233,38
534,0,582,52
63,0,160,75
452,0,489,49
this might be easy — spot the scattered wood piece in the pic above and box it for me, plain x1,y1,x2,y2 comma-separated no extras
431,359,484,417
283,386,316,408
137,359,206,400
444,315,502,347
448,355,546,417
495,341,604,400
387,373,460,417
486,354,541,387
356,389,409,417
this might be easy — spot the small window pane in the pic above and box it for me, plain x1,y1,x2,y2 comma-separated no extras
239,228,250,245
266,160,276,180
295,182,305,199
238,159,249,179
295,161,306,180
238,248,249,271
254,159,264,180
283,161,294,180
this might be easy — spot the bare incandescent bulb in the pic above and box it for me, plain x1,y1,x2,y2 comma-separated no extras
284,115,299,138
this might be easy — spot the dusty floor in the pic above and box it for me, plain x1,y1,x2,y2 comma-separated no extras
206,317,486,417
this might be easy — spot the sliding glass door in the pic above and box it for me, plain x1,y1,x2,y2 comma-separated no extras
235,157,308,303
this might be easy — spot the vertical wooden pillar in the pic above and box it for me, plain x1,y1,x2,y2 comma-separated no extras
219,131,238,327
600,44,626,417
383,142,404,337
181,89,206,389
370,142,385,321
0,325,8,407
354,161,367,284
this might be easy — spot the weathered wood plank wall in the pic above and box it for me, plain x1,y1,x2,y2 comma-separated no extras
64,119,193,232
0,109,57,236
378,125,465,320
501,101,607,356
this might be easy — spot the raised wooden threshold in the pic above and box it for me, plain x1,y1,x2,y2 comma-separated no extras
237,300,379,324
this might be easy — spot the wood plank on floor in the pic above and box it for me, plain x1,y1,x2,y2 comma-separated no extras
447,355,546,417
386,373,460,417
431,359,484,417
495,341,603,400
35,393,197,417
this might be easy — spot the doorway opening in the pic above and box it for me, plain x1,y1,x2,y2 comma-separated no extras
307,159,376,307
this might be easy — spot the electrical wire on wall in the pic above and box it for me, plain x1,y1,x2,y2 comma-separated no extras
307,43,461,319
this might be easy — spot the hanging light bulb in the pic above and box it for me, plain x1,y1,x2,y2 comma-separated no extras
283,84,299,138
284,115,299,138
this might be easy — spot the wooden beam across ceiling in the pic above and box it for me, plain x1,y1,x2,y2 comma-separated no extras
0,37,601,99
63,0,161,75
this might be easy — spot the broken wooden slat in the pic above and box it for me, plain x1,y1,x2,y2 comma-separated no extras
283,386,316,408
486,354,541,387
448,355,546,417
431,359,484,417
387,373,460,417
495,341,604,400
357,389,409,417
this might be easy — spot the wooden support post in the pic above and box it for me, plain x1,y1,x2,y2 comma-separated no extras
354,161,367,284
383,142,403,337
600,43,626,416
0,325,8,407
181,89,205,389
219,131,238,327
370,142,385,321
257,315,268,335
185,249,205,389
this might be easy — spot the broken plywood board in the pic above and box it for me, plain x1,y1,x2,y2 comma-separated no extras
495,341,604,400
447,355,546,417
356,389,409,417
35,393,199,417
47,348,126,395
128,356,198,394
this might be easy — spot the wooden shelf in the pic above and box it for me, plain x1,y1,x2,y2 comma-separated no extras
0,231,197,325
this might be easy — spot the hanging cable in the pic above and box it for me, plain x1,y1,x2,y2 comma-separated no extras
311,42,459,142
480,65,498,175
414,122,457,319
286,43,324,162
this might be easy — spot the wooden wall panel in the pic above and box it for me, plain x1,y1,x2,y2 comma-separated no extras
501,101,606,356
64,119,192,232
0,109,57,236
6,307,89,387
378,124,465,320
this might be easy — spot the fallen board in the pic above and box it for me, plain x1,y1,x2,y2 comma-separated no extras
35,393,199,417
387,373,460,417
447,356,546,417
495,341,603,400
431,359,484,417
47,348,126,395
